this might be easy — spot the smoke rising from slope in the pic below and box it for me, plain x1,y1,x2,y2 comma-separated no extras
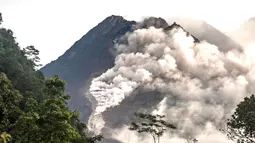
88,19,255,143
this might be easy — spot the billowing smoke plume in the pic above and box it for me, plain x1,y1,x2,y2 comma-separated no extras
87,17,255,143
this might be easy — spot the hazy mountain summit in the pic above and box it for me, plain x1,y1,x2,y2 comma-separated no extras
232,17,255,47
169,17,243,51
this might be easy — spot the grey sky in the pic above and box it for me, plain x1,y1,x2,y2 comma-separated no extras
0,0,255,66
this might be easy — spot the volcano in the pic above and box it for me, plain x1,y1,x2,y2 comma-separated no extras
41,16,248,143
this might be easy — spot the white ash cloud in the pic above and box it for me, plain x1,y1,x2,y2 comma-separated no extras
88,20,255,143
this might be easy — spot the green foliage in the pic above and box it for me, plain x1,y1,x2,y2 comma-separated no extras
13,76,84,143
129,112,176,143
23,45,42,68
0,73,23,134
0,13,98,143
225,94,255,143
38,76,80,143
0,25,45,100
0,132,11,143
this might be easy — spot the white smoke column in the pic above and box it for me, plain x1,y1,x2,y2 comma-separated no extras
88,24,255,142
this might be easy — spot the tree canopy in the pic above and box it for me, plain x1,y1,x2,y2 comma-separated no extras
0,23,45,100
0,72,96,143
225,94,255,143
0,12,99,143
0,73,23,135
0,13,2,25
129,112,176,143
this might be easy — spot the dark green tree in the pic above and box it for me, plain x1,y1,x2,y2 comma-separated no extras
13,98,41,142
14,75,81,143
129,112,176,143
0,13,2,25
22,45,42,68
0,13,99,143
225,94,255,143
14,75,101,143
0,24,45,100
40,75,81,142
0,73,23,135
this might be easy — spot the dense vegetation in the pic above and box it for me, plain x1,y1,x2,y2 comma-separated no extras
225,94,255,143
0,13,99,143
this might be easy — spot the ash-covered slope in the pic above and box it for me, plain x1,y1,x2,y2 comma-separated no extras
88,18,253,143
41,15,136,122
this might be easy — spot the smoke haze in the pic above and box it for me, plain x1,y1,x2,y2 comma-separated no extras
232,18,255,48
87,18,255,143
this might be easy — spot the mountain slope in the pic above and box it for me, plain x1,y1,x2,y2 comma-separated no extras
41,16,243,123
41,15,136,122
87,18,248,143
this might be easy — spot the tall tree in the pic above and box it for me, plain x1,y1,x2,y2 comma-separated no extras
22,45,42,68
14,75,81,143
0,13,2,25
129,112,176,143
40,75,81,142
0,23,45,100
0,73,23,135
225,94,255,143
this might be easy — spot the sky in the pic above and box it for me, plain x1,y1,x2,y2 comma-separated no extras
0,0,255,66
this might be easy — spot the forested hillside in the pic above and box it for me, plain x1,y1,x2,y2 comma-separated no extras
0,13,99,143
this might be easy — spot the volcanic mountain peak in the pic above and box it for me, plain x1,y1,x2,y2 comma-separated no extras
135,17,200,43
102,15,136,27
41,15,242,123
164,22,200,43
136,16,169,29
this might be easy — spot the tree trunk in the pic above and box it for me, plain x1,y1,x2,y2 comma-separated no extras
152,135,156,143
158,135,160,143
